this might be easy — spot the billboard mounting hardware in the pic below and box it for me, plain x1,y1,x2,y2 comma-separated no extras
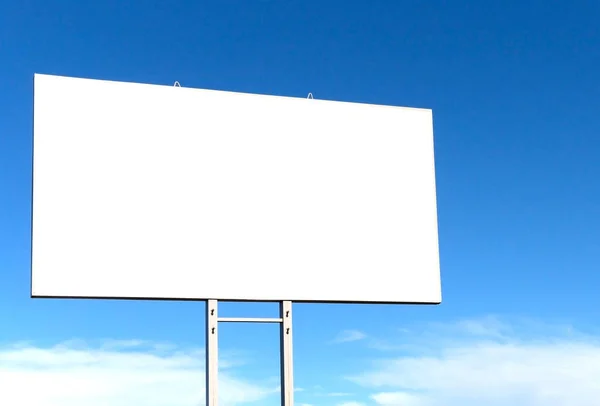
206,299,294,406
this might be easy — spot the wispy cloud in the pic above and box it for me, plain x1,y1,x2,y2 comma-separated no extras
348,317,600,406
332,330,367,344
336,402,365,406
0,339,277,406
303,388,356,400
370,392,425,406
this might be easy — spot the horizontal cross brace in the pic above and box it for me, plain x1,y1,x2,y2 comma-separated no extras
217,317,283,323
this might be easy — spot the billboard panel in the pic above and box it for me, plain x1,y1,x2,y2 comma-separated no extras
31,74,441,303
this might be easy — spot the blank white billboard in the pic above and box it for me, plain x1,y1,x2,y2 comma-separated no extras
31,74,441,303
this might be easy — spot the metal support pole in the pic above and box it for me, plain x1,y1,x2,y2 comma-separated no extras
280,301,294,406
205,300,294,406
206,299,218,406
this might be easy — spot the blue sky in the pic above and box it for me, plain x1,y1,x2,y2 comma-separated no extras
1,1,600,405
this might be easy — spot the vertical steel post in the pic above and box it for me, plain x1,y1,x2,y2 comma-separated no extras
206,299,218,406
280,301,294,406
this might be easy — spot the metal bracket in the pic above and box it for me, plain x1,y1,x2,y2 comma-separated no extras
218,317,283,323
206,300,294,406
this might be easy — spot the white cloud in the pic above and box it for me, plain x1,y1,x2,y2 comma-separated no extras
371,392,425,406
349,318,600,406
337,402,365,406
446,315,509,338
0,339,277,406
332,330,367,343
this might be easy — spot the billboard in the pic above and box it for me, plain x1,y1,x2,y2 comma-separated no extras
31,74,441,303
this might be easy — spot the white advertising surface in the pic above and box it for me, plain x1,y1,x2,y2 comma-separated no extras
31,74,441,303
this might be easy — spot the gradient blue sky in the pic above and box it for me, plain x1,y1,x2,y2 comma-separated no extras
1,1,600,405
